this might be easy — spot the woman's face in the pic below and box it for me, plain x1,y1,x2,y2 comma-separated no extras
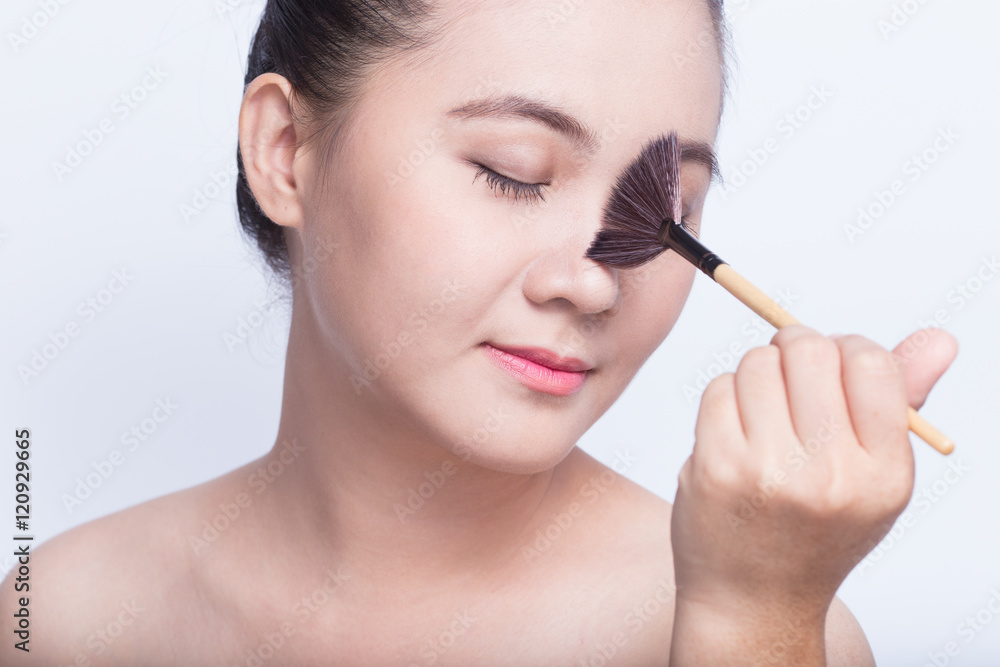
289,0,723,473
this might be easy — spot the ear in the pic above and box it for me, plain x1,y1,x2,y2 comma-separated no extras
238,73,306,229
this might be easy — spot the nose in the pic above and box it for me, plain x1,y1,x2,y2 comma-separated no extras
520,226,622,317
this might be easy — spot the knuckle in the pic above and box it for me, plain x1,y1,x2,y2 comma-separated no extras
849,347,899,377
804,490,855,523
702,372,736,403
833,333,867,347
740,344,780,369
780,465,857,518
698,456,743,492
784,334,840,370
736,347,781,393
770,323,815,346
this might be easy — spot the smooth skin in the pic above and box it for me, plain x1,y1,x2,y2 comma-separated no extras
670,327,957,664
1,0,956,664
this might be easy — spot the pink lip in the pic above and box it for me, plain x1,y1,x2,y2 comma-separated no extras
482,343,590,396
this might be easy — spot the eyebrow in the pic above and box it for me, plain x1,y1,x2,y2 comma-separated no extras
446,93,720,181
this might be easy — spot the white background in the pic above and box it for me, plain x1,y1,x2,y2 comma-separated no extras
1,0,998,664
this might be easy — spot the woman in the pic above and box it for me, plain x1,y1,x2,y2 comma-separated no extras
3,0,957,664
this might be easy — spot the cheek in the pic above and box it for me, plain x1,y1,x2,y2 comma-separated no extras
617,254,696,364
299,143,514,379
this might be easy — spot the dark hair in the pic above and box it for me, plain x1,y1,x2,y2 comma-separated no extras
235,0,730,287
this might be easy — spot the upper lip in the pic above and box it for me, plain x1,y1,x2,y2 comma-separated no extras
486,343,593,372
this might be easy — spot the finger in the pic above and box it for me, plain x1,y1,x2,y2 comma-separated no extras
733,345,797,449
771,325,853,458
890,328,959,410
694,373,747,460
836,334,910,459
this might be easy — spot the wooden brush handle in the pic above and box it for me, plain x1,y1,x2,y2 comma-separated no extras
712,263,954,455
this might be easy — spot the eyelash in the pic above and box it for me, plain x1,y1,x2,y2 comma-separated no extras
678,216,699,237
472,164,547,204
469,163,701,234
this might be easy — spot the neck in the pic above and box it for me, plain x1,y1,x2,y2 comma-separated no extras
258,307,575,588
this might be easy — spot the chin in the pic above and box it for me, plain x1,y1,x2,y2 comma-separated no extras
393,354,598,474
432,401,585,476
454,438,578,476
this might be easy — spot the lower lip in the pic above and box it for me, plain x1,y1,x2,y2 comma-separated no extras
481,344,587,396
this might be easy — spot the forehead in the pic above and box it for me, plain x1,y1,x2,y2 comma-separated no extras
396,0,724,140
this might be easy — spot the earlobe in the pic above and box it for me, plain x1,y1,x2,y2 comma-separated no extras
238,73,305,229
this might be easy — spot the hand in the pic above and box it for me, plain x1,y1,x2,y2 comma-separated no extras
668,325,957,662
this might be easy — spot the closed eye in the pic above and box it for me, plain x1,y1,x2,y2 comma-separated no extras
471,163,547,204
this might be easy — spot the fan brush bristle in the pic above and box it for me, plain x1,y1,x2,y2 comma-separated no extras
585,131,683,270
582,131,957,457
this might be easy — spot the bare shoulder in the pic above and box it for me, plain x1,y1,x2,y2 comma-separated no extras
825,595,877,666
549,447,676,664
0,469,242,665
561,449,875,666
558,446,674,567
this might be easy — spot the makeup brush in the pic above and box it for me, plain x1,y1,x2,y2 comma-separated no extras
585,131,954,455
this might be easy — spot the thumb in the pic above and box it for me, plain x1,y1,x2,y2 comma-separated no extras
891,328,959,410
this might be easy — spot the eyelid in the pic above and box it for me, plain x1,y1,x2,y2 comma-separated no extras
472,153,549,183
470,162,549,204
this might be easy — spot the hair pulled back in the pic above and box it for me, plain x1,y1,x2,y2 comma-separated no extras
235,0,729,285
